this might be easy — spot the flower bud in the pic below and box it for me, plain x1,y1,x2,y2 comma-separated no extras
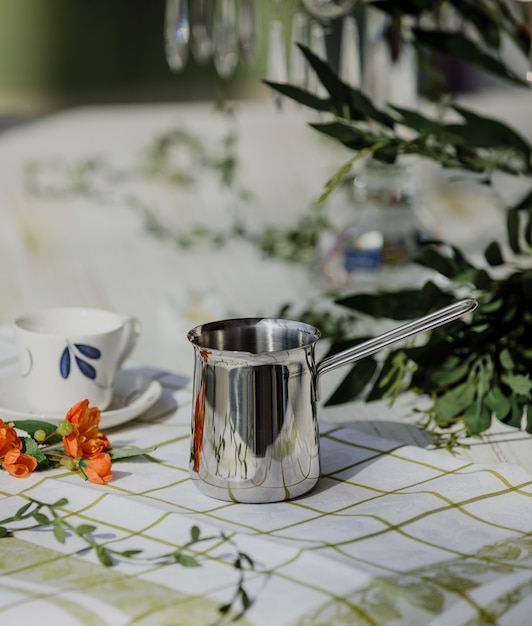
56,421,73,436
60,457,77,471
34,429,47,442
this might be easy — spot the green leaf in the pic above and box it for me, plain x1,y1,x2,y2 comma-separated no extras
336,289,437,320
448,2,500,49
415,245,476,281
471,324,490,334
0,526,10,538
190,525,201,542
473,269,492,290
505,394,524,428
390,105,446,136
464,401,492,435
14,501,33,518
366,350,401,402
96,546,113,567
32,512,51,526
262,81,332,112
504,374,532,396
298,44,396,128
451,105,531,162
297,44,348,103
499,349,514,371
239,552,255,569
119,549,143,558
309,122,393,156
484,386,512,421
525,405,532,433
20,437,47,465
53,519,66,544
109,446,154,461
413,30,528,87
174,553,199,568
484,241,504,266
478,298,504,314
324,358,378,406
434,382,476,426
240,588,251,610
75,524,97,536
429,358,470,387
12,420,62,445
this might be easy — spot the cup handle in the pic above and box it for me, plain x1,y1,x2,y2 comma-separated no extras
117,315,141,368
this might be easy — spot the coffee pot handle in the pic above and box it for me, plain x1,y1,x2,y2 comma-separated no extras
314,298,477,401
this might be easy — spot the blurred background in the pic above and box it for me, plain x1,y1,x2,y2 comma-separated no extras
0,0,272,127
0,0,528,128
0,0,531,399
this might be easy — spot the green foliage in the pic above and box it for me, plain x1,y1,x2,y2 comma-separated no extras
319,204,532,440
0,498,257,624
267,42,532,196
266,2,532,444
13,419,63,445
265,1,531,199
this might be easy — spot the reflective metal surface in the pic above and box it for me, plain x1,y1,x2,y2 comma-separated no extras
188,318,320,503
187,300,477,503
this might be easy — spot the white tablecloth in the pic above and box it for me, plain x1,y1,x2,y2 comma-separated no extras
1,97,532,624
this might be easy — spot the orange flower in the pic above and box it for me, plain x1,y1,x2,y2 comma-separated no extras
79,453,112,484
3,449,38,477
63,399,110,459
0,418,22,458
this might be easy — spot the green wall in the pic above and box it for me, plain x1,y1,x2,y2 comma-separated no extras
0,0,283,107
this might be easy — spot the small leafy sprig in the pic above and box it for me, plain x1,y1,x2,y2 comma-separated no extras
0,497,256,624
0,399,150,483
24,147,334,265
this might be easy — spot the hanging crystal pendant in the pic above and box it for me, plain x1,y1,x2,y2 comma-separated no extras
289,12,309,89
339,14,361,88
165,0,190,73
308,21,328,97
362,8,390,108
214,0,239,79
389,37,418,108
301,0,353,21
266,16,288,108
238,0,257,64
190,0,214,64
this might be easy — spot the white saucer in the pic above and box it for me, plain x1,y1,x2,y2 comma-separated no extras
0,370,162,429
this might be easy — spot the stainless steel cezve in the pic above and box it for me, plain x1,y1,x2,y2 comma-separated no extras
187,298,477,503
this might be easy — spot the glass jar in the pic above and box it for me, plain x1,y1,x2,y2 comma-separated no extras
323,160,435,291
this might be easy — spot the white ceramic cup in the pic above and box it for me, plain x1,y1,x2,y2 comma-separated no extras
14,307,141,414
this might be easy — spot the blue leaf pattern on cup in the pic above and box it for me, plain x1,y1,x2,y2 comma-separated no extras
60,347,71,378
75,356,97,380
59,343,101,380
74,344,101,359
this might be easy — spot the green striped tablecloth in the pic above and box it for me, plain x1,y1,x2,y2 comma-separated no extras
1,342,532,625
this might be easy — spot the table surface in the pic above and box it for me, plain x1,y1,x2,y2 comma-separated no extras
1,95,532,625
